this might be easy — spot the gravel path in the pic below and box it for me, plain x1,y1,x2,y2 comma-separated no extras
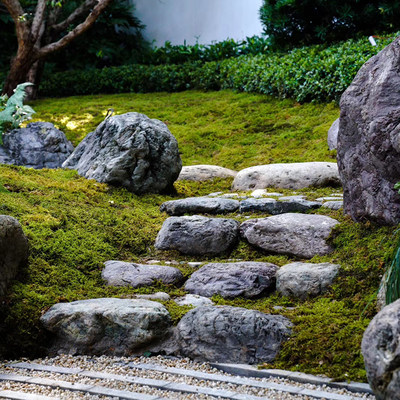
0,355,375,400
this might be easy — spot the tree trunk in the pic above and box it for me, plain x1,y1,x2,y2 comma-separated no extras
25,59,44,100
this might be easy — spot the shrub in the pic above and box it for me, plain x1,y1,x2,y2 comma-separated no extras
39,34,398,102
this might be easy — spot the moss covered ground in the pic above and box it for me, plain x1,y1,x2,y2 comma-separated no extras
0,90,395,382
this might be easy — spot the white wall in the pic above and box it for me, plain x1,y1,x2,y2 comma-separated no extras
133,0,264,46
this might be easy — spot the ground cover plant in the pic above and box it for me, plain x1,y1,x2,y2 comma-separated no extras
0,90,396,383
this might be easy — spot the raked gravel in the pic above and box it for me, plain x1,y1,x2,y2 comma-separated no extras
0,355,375,400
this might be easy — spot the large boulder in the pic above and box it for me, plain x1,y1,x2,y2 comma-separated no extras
63,113,182,194
102,261,184,288
173,305,292,364
240,213,339,258
232,162,340,191
178,165,237,181
0,122,73,169
362,299,400,399
276,262,340,299
155,216,240,256
160,197,239,216
0,215,29,296
185,262,278,298
337,36,400,225
40,298,171,356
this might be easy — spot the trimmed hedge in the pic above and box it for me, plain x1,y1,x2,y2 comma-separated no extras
40,34,398,102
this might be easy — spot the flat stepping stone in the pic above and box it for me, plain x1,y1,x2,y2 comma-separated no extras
40,298,171,356
102,261,184,288
316,196,343,201
155,216,239,256
178,165,237,181
174,294,214,307
232,162,340,190
276,262,340,299
184,262,278,298
160,197,239,216
0,391,59,400
240,213,339,258
240,198,321,214
133,292,171,301
323,200,343,210
251,189,283,197
173,305,292,364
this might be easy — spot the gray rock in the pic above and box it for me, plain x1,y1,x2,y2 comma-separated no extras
63,113,182,194
0,215,29,296
40,298,171,356
279,195,306,201
328,118,339,150
240,213,339,258
232,162,341,191
276,262,340,299
102,261,184,288
316,196,343,201
134,292,170,301
160,197,239,216
0,122,73,169
155,216,240,256
251,189,283,197
175,294,214,307
178,165,237,181
362,299,400,399
173,305,292,364
337,36,400,225
239,198,321,214
323,200,343,210
184,262,278,298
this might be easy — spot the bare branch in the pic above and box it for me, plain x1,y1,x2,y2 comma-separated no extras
50,0,98,33
39,0,113,58
31,0,47,42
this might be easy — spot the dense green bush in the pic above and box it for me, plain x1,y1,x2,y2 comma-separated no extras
40,34,397,102
259,0,400,48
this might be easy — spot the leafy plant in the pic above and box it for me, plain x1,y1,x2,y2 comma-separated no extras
0,82,36,143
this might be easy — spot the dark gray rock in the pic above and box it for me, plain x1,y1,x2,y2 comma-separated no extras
328,118,339,150
276,262,340,299
160,197,239,216
232,162,340,191
185,262,278,298
178,165,237,181
362,299,400,399
240,213,339,258
239,198,321,214
63,113,182,194
0,122,73,169
173,305,292,364
0,215,29,296
40,298,171,356
155,216,240,256
337,36,400,225
102,261,184,288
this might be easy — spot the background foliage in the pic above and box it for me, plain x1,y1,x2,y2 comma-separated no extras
259,0,400,48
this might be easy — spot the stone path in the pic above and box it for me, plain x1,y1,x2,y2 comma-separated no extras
0,357,374,400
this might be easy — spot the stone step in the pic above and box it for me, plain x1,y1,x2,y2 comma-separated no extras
126,362,360,400
0,390,59,400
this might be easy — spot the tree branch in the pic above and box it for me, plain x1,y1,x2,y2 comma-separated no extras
0,0,28,43
50,0,98,33
39,0,113,58
31,0,47,42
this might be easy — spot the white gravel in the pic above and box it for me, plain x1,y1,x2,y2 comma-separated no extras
0,355,375,400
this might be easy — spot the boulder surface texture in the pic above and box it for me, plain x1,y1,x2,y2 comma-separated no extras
337,36,400,225
102,261,184,288
240,213,339,258
362,298,400,400
178,165,237,181
185,262,278,298
232,162,340,191
276,262,340,299
160,197,239,216
174,305,292,364
63,113,182,194
0,215,29,296
155,216,240,256
0,122,73,169
40,298,171,356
